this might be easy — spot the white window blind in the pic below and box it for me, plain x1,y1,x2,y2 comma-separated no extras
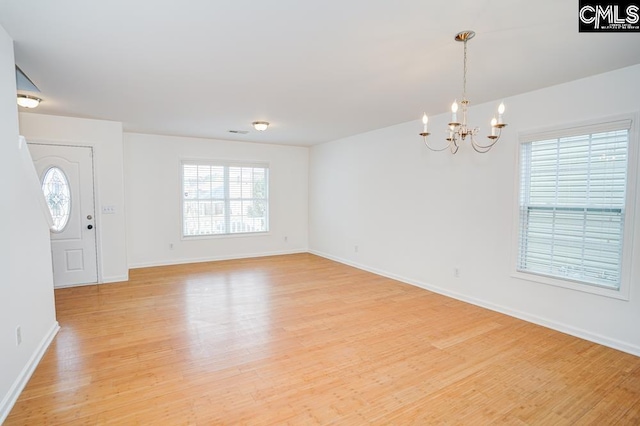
518,120,631,289
182,162,269,237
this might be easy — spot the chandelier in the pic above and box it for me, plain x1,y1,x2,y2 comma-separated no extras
420,30,506,154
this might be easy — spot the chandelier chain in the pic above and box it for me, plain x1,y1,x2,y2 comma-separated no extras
463,40,467,101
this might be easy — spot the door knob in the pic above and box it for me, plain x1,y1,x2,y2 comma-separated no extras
87,224,93,230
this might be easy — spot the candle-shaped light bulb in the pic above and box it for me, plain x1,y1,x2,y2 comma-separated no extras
497,102,505,124
451,100,459,123
422,113,428,133
491,117,497,136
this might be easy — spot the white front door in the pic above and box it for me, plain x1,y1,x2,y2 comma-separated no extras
28,143,98,287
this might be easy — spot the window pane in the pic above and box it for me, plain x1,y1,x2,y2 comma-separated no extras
518,128,629,289
42,167,71,232
182,163,268,237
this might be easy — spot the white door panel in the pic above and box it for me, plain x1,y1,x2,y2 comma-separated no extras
28,144,98,287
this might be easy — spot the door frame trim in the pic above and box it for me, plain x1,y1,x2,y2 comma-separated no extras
27,140,103,284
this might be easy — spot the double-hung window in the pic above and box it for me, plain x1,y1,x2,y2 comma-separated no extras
516,118,636,297
182,161,269,237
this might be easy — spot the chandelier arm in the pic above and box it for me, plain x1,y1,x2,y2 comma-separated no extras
470,138,498,153
423,137,452,152
469,131,501,153
470,140,494,154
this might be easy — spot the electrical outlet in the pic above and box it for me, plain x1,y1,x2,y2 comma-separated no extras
454,267,460,278
16,326,22,346
354,245,359,253
284,236,288,242
169,243,174,250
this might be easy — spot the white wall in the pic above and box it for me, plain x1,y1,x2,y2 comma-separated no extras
124,132,308,267
0,26,58,422
309,64,640,356
19,113,129,283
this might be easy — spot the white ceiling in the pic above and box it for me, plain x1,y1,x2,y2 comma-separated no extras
1,1,639,146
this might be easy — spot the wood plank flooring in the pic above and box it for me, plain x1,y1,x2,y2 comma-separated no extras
6,253,640,425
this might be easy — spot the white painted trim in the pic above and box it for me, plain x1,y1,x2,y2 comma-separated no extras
0,322,60,424
128,249,308,269
53,274,129,288
510,270,627,300
101,274,129,284
181,231,272,242
511,112,639,300
309,249,640,358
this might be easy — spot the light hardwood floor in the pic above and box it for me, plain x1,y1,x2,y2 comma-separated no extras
6,253,640,425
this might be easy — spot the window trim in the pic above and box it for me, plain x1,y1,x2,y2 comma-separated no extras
511,113,639,300
180,158,270,239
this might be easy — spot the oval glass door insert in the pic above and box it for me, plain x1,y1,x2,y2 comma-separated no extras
42,167,71,232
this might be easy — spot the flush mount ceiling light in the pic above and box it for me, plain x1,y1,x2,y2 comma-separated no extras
252,121,269,131
420,30,507,154
17,94,42,109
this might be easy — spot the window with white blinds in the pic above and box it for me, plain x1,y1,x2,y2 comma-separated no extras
182,162,269,237
517,119,632,289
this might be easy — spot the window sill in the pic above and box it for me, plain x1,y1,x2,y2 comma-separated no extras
181,231,271,241
511,270,629,301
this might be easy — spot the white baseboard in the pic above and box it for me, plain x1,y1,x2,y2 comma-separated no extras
101,274,129,284
128,249,309,270
0,321,60,424
309,249,640,358
53,274,130,289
